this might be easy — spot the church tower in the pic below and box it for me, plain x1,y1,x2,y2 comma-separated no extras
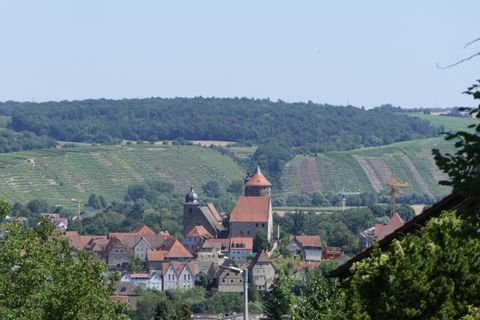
183,186,201,233
182,186,224,237
244,166,272,196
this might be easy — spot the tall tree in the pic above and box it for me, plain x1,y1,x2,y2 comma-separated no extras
293,268,347,320
262,274,295,320
0,203,129,319
433,80,480,197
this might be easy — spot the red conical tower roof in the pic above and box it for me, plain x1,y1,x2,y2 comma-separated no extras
245,166,272,187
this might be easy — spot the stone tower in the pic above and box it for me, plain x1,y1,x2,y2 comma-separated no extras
183,186,201,231
182,185,224,237
244,166,272,196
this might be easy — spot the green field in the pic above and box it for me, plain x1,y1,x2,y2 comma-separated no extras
0,144,245,209
407,113,477,133
281,137,454,199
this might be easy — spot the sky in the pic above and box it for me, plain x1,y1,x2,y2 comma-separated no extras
0,1,479,108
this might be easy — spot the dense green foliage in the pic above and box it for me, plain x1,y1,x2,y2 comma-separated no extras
8,98,438,149
262,273,295,320
433,80,480,197
0,129,56,153
0,204,129,319
131,288,242,320
348,210,480,319
293,268,347,320
276,205,414,253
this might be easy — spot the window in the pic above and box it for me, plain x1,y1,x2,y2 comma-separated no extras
247,231,250,235
262,223,265,227
231,280,234,283
256,223,259,227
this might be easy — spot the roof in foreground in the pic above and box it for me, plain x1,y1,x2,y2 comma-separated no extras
230,196,270,222
329,193,472,279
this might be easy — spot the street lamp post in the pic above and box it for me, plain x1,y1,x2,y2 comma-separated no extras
220,265,248,320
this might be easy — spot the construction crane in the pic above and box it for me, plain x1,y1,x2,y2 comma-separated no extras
71,198,82,220
338,187,361,212
386,174,408,217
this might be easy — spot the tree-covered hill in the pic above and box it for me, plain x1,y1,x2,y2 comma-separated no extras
7,98,439,151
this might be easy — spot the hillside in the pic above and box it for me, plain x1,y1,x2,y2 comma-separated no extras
0,144,245,209
7,98,438,152
280,137,454,199
406,113,477,133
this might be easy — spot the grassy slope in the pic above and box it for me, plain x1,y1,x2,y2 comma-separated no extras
281,114,476,198
280,137,454,198
407,113,477,133
0,144,245,208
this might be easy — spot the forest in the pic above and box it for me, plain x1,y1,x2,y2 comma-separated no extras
7,98,439,151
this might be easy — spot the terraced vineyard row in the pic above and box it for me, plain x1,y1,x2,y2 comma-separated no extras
0,144,245,208
280,137,453,198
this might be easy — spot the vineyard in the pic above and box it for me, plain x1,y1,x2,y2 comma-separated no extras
0,144,245,209
280,137,454,198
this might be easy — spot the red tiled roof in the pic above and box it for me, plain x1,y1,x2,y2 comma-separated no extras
165,240,194,259
147,250,168,262
245,168,272,187
294,235,322,248
249,250,271,269
186,225,213,239
230,196,270,222
162,261,195,276
134,224,156,235
207,202,223,222
374,212,405,241
202,238,230,250
229,237,253,251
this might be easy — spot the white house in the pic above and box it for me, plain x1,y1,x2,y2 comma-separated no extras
121,272,162,291
161,262,195,291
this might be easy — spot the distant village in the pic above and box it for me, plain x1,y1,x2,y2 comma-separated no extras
27,166,405,310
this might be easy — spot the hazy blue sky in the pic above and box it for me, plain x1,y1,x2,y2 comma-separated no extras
0,1,478,108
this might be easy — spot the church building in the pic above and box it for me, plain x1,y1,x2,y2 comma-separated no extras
182,186,224,238
229,166,273,241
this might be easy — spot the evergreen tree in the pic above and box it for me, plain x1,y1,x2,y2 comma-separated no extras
262,274,295,320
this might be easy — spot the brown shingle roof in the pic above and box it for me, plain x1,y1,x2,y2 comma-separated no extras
162,261,195,276
229,237,253,250
186,225,213,239
147,250,168,262
374,212,405,241
207,202,223,222
330,193,473,279
134,224,156,235
249,250,272,269
165,239,194,259
230,196,270,222
294,235,322,248
202,238,230,251
245,166,272,187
